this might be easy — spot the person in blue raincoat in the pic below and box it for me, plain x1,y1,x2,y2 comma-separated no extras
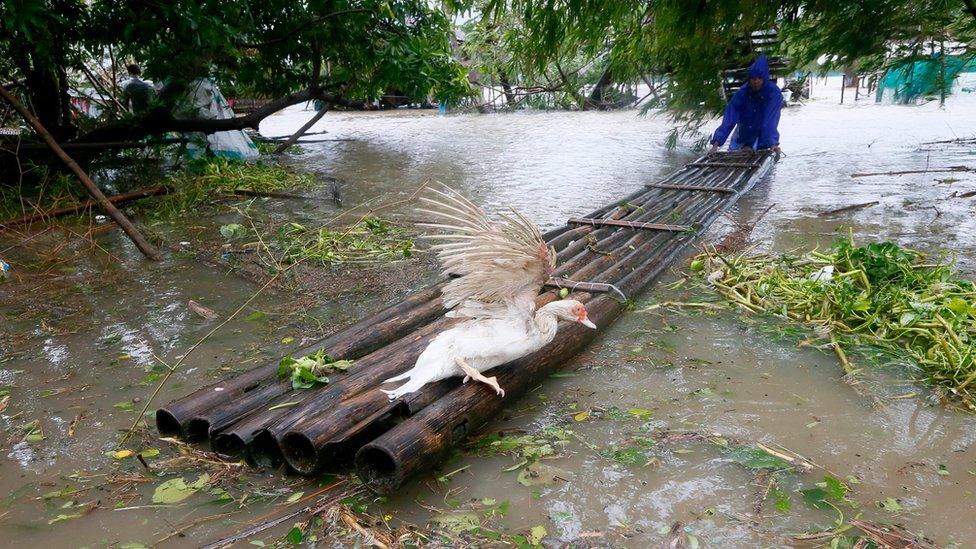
709,55,782,153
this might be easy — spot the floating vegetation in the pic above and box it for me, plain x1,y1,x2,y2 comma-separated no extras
277,350,353,389
696,238,976,409
277,216,414,265
150,157,315,219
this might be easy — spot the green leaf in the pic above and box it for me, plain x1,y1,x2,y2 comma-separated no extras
528,525,547,545
286,491,304,503
726,445,792,470
286,526,304,545
430,512,481,534
801,487,830,510
947,298,970,315
878,497,903,512
823,475,847,500
140,448,160,458
48,512,83,524
219,223,247,240
245,310,267,321
628,408,653,421
152,473,209,504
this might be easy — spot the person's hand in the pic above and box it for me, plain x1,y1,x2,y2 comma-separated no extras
772,145,781,153
708,143,719,154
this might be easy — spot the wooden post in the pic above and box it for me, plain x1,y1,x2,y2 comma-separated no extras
0,84,162,260
940,39,947,107
273,105,329,154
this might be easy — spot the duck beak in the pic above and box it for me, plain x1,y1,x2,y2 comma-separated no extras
578,314,597,329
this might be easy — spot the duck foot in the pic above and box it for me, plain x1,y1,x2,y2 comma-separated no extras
455,357,506,397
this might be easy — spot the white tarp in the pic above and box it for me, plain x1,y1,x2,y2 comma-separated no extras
180,79,259,160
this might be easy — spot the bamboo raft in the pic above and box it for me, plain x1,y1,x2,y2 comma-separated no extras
156,150,775,493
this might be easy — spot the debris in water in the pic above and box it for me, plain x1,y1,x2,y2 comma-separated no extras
187,300,219,320
694,239,976,410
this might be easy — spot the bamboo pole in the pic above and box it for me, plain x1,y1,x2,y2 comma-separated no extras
354,154,775,492
0,84,162,260
277,163,755,473
163,151,774,480
155,282,448,438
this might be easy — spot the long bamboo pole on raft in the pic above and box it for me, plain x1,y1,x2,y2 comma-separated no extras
277,159,766,474
354,155,774,492
0,84,162,260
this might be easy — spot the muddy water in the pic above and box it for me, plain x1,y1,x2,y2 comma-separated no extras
2,78,976,547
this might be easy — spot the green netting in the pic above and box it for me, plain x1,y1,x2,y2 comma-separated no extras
875,54,973,104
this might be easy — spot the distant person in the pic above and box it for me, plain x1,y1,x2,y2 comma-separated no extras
121,64,155,114
709,55,782,153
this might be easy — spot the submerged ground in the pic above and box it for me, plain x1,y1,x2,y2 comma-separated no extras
2,78,976,547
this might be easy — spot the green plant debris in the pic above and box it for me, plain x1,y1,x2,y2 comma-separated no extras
151,473,210,504
277,350,353,390
149,157,315,219
696,239,976,409
468,427,571,468
800,475,853,510
276,216,414,265
725,445,793,470
430,512,481,534
878,497,904,512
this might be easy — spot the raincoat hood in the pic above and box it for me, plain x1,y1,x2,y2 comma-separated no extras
747,55,770,80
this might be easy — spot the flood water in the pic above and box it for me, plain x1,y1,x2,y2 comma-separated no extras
3,77,976,547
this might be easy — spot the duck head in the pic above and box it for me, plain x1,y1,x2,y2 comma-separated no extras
542,299,597,329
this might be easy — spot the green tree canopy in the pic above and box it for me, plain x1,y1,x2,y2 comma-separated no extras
1,0,472,142
467,0,976,122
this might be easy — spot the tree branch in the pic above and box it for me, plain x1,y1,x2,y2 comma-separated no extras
73,85,357,144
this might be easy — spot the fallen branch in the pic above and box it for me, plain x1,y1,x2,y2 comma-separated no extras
0,185,171,230
851,166,971,178
817,201,879,217
200,481,358,549
0,84,162,260
274,105,329,154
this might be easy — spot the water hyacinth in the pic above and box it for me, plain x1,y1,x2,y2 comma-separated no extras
695,238,976,410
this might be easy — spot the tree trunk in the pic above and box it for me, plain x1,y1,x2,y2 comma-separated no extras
23,65,75,141
498,73,517,106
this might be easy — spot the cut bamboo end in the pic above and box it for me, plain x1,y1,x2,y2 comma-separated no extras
183,418,212,442
211,432,247,457
281,432,319,474
354,444,402,494
249,430,286,468
155,408,182,436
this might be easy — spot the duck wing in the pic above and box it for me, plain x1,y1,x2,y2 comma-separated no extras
417,184,556,320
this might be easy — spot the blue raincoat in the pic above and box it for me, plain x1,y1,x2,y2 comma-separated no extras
711,55,783,150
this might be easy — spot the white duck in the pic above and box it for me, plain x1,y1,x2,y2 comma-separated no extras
380,185,597,400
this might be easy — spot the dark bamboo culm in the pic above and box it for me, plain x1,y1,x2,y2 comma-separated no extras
267,160,754,467
156,282,447,440
355,152,774,492
157,150,774,488
286,157,768,475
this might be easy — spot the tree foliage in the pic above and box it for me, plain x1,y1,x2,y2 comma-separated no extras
0,0,472,141
467,0,976,121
